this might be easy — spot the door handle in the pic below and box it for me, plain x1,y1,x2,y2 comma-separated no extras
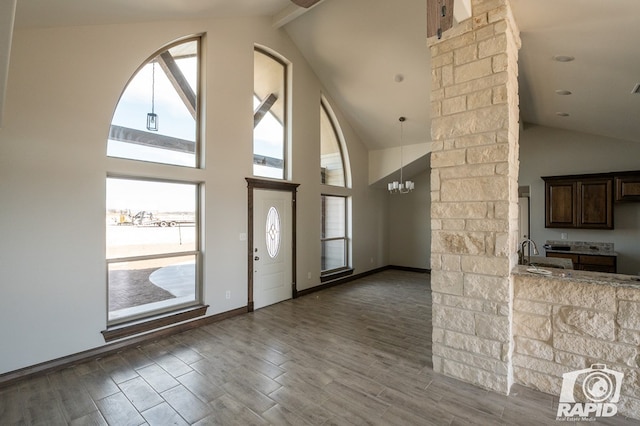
254,256,260,261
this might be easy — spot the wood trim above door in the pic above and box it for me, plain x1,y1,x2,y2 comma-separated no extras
246,178,300,312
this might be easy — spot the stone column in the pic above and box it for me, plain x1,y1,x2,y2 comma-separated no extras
428,0,521,393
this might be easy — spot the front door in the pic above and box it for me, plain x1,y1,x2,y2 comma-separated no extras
252,189,292,309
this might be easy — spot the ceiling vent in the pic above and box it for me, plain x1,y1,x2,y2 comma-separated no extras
632,83,640,94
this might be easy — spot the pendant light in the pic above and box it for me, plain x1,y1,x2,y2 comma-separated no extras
388,116,414,194
146,62,158,131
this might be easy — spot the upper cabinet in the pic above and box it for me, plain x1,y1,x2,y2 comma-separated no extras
615,172,640,202
543,174,613,229
545,178,577,228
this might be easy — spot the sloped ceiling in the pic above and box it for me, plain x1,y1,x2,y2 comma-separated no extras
511,0,640,144
284,0,431,150
11,0,640,151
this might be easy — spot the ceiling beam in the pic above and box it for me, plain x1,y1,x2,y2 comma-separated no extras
0,0,16,128
427,0,454,39
253,93,278,128
109,124,283,168
109,125,195,153
272,0,325,28
253,154,283,169
156,51,197,119
291,0,322,8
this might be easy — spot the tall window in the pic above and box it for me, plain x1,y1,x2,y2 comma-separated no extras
106,178,199,324
253,47,287,179
321,195,349,273
320,99,350,277
320,101,346,186
106,37,202,326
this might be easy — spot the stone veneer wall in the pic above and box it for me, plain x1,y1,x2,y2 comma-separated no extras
428,0,521,393
513,273,640,418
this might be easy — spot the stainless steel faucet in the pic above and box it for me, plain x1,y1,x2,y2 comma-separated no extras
519,238,539,265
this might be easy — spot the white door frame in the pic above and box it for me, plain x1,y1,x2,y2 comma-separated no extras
246,178,299,312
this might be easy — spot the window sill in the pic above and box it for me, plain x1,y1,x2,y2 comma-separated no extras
101,304,209,342
320,268,354,283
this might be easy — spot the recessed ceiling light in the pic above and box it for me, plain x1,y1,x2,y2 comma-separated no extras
555,89,572,95
556,112,570,117
553,55,575,62
394,73,405,83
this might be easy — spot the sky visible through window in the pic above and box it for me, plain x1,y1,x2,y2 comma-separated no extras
107,43,198,167
253,95,285,179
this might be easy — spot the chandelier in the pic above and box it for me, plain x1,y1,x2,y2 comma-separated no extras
388,116,414,194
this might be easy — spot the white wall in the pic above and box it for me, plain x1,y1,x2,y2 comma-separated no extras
519,125,640,275
0,17,387,374
388,169,431,269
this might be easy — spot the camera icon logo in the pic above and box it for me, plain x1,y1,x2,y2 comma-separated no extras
557,364,624,419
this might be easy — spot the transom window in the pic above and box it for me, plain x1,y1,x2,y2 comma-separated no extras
320,100,347,187
253,47,288,179
108,38,200,167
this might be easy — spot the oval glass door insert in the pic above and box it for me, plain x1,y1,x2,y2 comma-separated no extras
265,206,281,258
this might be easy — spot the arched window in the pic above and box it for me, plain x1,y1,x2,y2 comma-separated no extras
104,37,203,333
320,100,348,187
253,47,288,179
108,38,200,167
319,98,351,278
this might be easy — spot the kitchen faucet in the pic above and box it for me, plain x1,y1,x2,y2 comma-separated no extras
519,238,539,265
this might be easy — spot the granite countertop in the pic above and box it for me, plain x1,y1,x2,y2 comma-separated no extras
512,264,640,289
544,240,618,256
545,248,618,257
525,255,573,269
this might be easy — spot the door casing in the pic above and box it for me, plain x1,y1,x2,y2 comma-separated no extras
246,178,299,312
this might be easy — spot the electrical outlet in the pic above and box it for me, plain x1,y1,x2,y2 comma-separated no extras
561,232,568,240
307,272,311,280
225,290,231,299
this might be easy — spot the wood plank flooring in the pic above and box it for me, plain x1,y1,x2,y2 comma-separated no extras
0,270,636,425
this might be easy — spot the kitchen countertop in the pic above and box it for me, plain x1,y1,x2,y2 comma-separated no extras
543,240,618,256
512,264,640,288
545,248,618,256
524,255,573,269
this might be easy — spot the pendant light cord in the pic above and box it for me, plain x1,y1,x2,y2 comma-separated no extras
399,116,405,183
151,62,155,114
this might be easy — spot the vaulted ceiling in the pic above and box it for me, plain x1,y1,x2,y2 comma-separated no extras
12,0,640,152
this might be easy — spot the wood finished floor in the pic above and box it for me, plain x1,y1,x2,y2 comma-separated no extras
0,270,636,425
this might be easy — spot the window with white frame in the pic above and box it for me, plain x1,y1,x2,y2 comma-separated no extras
253,47,288,179
320,101,346,186
319,99,351,277
108,38,200,167
321,195,349,273
105,37,202,328
106,178,200,324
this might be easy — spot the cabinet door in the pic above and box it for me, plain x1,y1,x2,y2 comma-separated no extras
616,175,640,202
579,179,613,229
547,252,579,267
545,180,577,228
578,254,616,273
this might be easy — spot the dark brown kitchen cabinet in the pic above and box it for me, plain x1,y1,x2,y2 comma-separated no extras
615,172,640,202
543,175,613,229
547,252,617,273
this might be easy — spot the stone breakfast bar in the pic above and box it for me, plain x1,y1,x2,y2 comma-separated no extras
512,265,640,417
